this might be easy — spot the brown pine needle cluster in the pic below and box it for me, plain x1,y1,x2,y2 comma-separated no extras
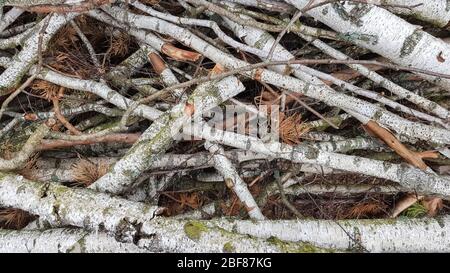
17,154,40,181
279,113,309,145
163,192,204,215
0,208,33,229
31,80,61,101
110,31,131,57
0,140,15,160
71,159,109,187
52,25,78,49
344,201,388,219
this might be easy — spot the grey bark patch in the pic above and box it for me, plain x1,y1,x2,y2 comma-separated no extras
400,29,424,58
331,3,372,27
382,161,393,173
341,32,379,45
254,32,272,50
304,146,319,160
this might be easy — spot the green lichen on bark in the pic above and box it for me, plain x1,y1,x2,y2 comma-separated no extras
331,3,372,27
0,122,38,155
253,32,273,50
223,241,235,253
303,145,319,160
66,234,88,253
0,171,8,181
310,115,346,131
266,236,336,253
340,32,378,46
400,29,424,58
184,220,209,241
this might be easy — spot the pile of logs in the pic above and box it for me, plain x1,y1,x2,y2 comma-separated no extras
0,0,450,252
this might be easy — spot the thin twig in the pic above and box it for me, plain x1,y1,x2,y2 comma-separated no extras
274,170,303,219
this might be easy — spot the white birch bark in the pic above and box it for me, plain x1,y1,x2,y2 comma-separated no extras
272,182,403,196
285,0,450,92
175,202,217,220
138,216,450,252
0,172,163,243
5,60,448,198
137,217,337,253
146,46,187,100
0,7,23,33
0,22,36,38
3,173,447,252
208,216,450,252
0,118,20,139
219,4,329,86
196,163,336,183
33,150,268,173
16,210,450,252
0,228,147,253
105,44,154,95
205,141,265,220
382,0,450,27
0,173,338,252
302,131,347,142
8,13,439,147
296,32,450,121
37,68,163,121
225,0,294,13
307,137,384,153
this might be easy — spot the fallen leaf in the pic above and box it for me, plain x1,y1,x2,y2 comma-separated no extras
422,197,443,217
391,193,423,218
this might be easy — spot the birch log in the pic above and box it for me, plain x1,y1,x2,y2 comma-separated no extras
0,121,51,171
129,216,450,252
207,216,450,252
216,4,448,123
0,172,163,243
0,172,336,252
137,217,337,253
272,183,403,196
0,228,147,253
16,216,450,252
